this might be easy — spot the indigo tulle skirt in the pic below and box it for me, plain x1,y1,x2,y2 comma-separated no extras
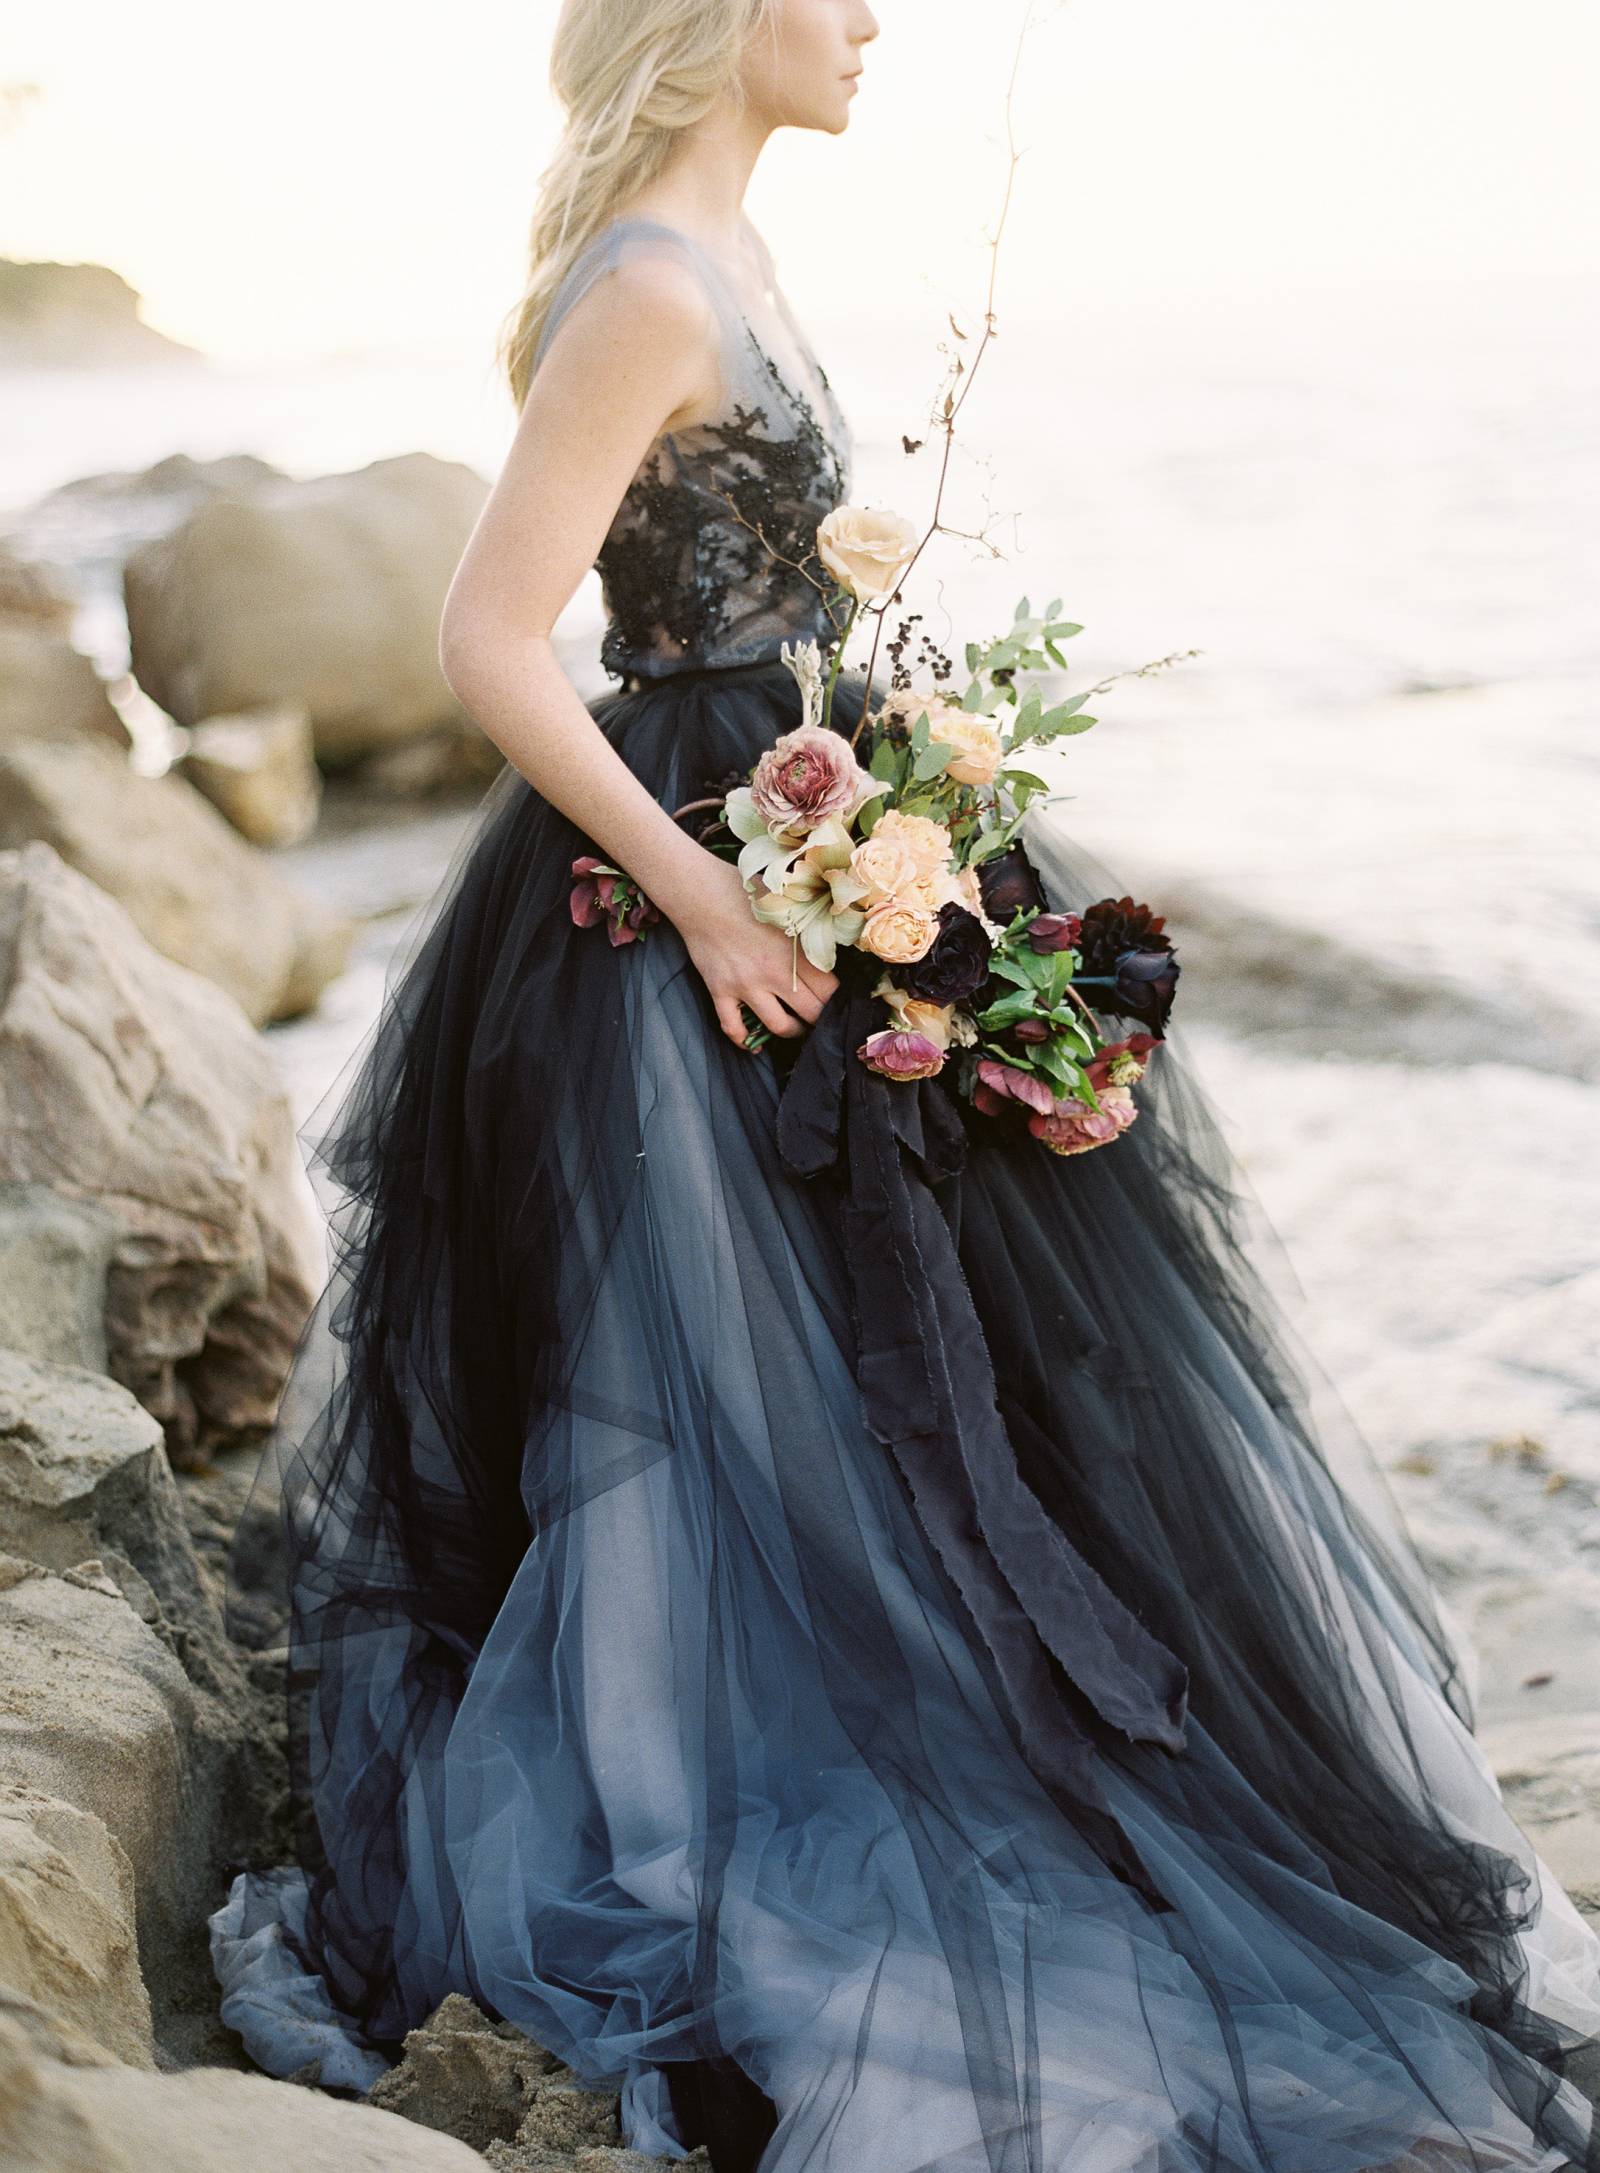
211,658,1600,2170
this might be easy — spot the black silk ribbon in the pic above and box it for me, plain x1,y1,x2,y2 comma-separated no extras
775,977,1190,1910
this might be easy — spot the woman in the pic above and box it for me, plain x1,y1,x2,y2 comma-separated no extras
210,1,1600,2166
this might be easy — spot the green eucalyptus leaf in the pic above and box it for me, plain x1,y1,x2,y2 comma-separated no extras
976,989,1043,1030
912,739,958,781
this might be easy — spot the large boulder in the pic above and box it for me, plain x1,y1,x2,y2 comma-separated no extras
0,744,350,1025
0,1558,202,1972
0,2007,489,2173
0,1785,153,2068
123,451,489,765
0,845,324,1467
0,625,129,754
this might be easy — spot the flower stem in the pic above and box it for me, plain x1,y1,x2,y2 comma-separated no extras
822,594,860,737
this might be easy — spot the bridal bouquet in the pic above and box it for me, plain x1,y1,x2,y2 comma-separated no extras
572,504,1179,1161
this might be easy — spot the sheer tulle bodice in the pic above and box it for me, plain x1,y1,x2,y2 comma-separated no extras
531,215,853,684
209,212,1600,2173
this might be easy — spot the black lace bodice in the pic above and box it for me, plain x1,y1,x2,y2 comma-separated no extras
529,215,854,684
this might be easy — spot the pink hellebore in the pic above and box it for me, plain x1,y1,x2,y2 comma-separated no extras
859,1028,946,1082
1084,1032,1161,1092
971,1056,1058,1117
1025,911,1082,954
749,724,872,835
569,854,660,946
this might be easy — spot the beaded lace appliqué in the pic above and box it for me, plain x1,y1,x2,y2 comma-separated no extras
596,327,852,681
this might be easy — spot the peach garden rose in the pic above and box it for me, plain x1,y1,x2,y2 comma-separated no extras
848,828,923,907
857,897,943,965
866,808,952,878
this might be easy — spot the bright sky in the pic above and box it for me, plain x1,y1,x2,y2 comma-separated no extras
3,0,1596,364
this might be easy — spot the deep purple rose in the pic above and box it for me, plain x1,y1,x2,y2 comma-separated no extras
1107,948,1180,1033
976,842,1047,924
891,902,993,1007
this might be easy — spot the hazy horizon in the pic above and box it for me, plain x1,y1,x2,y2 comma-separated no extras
4,0,1597,368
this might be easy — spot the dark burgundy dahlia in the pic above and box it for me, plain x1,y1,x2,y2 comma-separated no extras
1075,895,1180,1033
891,902,994,1007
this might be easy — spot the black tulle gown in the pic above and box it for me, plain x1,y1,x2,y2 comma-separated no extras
209,215,1600,2170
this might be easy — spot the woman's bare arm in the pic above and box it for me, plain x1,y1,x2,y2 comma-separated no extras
438,254,838,1045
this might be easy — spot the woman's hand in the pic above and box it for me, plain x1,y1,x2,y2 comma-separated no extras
669,854,839,1050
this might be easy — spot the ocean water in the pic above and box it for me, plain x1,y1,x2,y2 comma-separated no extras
3,273,1595,1027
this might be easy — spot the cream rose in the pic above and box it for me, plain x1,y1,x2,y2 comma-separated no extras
857,898,942,965
817,505,920,603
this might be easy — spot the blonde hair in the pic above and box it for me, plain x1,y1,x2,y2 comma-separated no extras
497,0,777,411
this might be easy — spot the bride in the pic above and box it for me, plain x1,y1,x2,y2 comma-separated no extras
209,1,1600,2166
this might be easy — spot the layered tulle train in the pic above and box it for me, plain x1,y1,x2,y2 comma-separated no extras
211,658,1600,2170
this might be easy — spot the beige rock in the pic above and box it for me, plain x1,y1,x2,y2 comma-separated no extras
354,715,504,800
0,845,324,1466
0,1560,197,1951
123,450,488,765
176,704,322,849
0,1350,216,1647
365,1994,698,2170
0,625,129,752
0,1785,153,2067
0,744,350,1024
367,1992,566,2152
0,2008,488,2172
0,1189,117,1376
0,551,74,632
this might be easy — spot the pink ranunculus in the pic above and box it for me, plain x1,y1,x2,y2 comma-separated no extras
749,724,873,835
1027,1085,1139,1156
973,1056,1058,1116
859,1028,947,1081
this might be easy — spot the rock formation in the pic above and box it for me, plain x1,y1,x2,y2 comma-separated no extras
0,846,324,1467
0,260,201,370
